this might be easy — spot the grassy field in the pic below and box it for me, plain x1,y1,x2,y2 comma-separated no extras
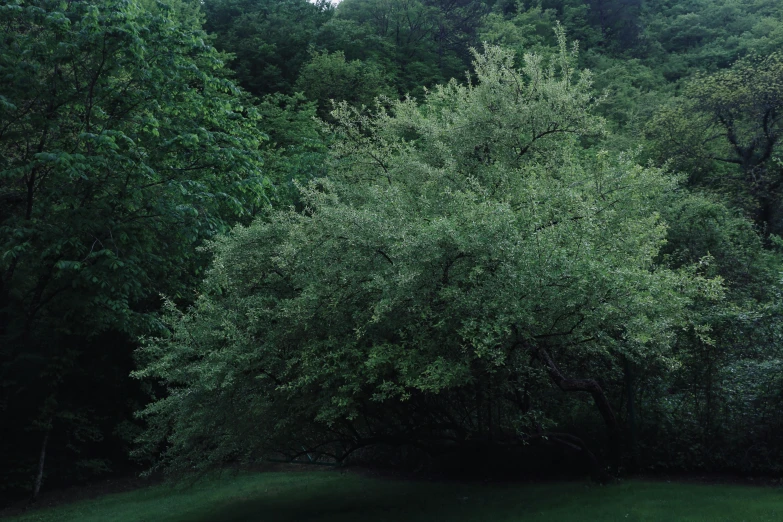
4,470,782,522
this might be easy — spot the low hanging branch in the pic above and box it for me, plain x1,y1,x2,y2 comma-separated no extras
535,345,621,472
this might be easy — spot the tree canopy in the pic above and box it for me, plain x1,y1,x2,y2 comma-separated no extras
0,0,266,497
134,39,719,477
648,53,783,231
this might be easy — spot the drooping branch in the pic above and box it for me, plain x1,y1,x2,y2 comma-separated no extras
535,344,620,471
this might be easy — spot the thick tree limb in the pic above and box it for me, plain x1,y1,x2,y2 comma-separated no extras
536,345,621,472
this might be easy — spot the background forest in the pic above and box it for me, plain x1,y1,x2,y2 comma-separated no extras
1,0,783,505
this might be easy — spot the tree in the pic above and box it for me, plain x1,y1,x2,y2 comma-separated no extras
424,0,491,70
640,0,783,77
254,92,329,206
334,0,489,96
294,50,395,119
135,35,719,479
647,53,783,233
635,192,783,472
0,0,266,500
202,0,334,96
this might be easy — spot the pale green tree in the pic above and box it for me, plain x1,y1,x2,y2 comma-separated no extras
135,33,720,478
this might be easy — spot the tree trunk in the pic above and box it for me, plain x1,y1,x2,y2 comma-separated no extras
536,345,621,474
624,358,637,471
29,424,51,505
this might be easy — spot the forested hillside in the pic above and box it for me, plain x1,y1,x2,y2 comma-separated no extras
1,0,782,506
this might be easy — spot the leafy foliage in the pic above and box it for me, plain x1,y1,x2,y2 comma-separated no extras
3,0,783,503
0,0,266,496
134,39,719,476
328,0,490,96
254,92,329,207
647,53,783,231
294,50,396,119
202,0,334,96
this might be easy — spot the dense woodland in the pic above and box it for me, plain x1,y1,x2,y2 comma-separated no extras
1,0,783,505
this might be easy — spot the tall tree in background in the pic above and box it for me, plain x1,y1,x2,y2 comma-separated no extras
648,53,783,233
294,50,395,119
0,0,266,501
425,0,491,69
203,0,334,96
334,0,489,95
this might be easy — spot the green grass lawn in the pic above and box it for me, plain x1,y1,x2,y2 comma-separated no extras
5,470,782,522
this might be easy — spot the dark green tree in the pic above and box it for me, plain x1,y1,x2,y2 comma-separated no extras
333,0,489,96
647,53,783,232
0,0,266,501
255,92,329,206
632,192,783,473
294,50,396,119
202,0,334,96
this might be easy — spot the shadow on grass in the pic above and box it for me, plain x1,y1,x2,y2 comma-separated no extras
186,475,583,522
184,472,783,522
